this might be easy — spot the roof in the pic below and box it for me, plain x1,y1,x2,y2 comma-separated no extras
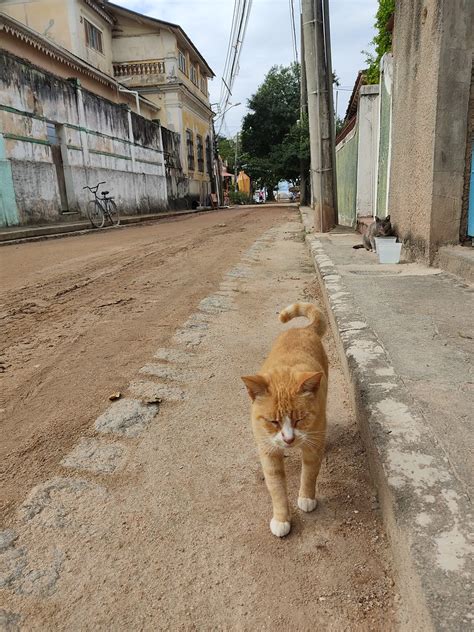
344,70,366,122
107,2,215,78
0,11,116,87
0,12,159,111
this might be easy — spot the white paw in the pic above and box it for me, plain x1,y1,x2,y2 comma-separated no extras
270,518,291,537
298,497,318,512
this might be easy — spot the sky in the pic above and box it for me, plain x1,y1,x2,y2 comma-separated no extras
115,0,378,138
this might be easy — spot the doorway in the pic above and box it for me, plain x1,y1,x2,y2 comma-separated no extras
46,123,69,212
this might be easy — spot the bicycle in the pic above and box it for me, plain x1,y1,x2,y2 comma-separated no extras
83,182,120,228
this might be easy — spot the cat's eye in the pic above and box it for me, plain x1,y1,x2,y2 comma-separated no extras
266,419,279,427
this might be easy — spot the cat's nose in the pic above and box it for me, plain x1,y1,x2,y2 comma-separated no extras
283,435,294,444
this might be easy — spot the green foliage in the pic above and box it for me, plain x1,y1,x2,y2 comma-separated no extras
363,0,395,84
240,63,301,189
217,135,236,171
335,115,345,136
277,113,310,183
229,190,252,205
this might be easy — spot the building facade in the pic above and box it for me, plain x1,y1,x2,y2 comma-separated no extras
0,0,216,226
109,3,215,206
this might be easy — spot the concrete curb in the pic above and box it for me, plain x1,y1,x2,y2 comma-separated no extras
299,207,472,632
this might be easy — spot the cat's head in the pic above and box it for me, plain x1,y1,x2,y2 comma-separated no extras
375,215,392,235
241,369,324,450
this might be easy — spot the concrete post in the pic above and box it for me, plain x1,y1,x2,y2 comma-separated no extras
74,81,90,165
157,122,169,207
126,107,136,172
300,11,309,206
356,85,380,218
302,0,336,231
302,0,321,220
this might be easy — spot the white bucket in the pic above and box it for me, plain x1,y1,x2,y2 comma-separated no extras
376,238,402,264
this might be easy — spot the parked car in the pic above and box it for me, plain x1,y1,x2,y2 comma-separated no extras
273,190,295,202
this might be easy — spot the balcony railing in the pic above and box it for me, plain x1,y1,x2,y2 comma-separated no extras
113,60,166,78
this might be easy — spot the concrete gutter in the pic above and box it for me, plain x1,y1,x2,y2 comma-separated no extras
299,207,472,632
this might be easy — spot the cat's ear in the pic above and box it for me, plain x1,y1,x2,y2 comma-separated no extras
385,214,391,221
241,375,268,400
296,371,323,395
374,216,381,222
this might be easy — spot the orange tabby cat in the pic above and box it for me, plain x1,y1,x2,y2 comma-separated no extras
242,302,328,537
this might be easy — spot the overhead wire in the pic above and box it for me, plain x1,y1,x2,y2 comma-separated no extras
219,0,241,109
289,0,299,65
217,0,253,135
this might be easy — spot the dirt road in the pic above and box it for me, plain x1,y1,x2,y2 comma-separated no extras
0,207,396,630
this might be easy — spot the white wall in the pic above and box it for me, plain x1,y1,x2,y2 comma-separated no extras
356,85,380,217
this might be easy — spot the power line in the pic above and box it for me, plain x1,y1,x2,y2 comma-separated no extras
219,0,241,107
217,0,253,135
289,0,298,64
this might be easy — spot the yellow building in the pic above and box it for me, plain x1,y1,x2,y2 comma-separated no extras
108,3,215,205
0,0,216,206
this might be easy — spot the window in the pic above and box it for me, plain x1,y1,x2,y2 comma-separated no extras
178,49,187,75
84,18,103,53
190,63,198,86
205,136,212,174
200,75,207,94
196,135,204,172
186,129,195,170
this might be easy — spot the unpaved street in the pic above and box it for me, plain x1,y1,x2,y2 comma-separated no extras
1,207,396,630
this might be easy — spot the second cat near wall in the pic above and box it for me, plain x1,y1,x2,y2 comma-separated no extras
353,215,395,252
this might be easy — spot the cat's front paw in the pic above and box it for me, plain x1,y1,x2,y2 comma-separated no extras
270,518,291,537
298,497,318,512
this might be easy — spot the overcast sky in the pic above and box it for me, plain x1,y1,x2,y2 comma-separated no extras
115,0,377,137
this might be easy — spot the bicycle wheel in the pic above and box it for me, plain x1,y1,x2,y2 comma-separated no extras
87,199,105,228
107,199,120,226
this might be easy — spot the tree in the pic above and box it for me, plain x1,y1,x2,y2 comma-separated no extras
240,64,301,191
216,135,236,171
363,0,395,84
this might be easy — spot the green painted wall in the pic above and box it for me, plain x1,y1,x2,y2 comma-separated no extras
377,75,391,216
0,133,19,227
336,126,358,227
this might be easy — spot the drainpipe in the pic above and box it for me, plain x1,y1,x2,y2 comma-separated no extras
118,87,140,115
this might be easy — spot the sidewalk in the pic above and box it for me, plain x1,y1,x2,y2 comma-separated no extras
300,207,473,631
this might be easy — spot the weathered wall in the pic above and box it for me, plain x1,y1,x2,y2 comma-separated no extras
389,0,473,261
336,126,358,227
161,126,189,209
0,50,169,226
0,28,156,118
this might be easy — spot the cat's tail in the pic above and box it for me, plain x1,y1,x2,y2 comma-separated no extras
352,244,365,249
279,302,326,337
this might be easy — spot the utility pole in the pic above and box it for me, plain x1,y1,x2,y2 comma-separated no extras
302,0,337,231
234,132,239,190
323,0,338,224
300,12,309,206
